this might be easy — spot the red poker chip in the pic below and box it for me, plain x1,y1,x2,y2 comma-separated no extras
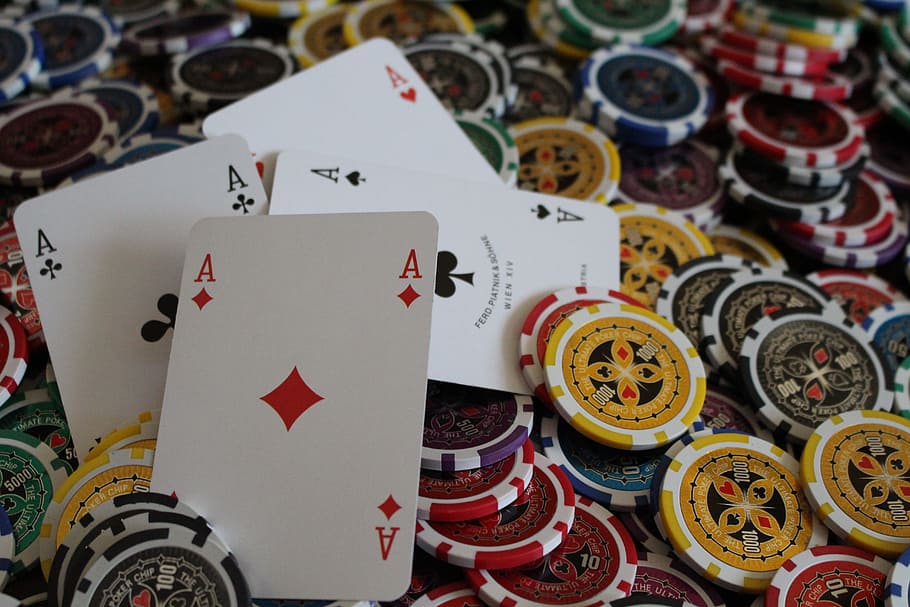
464,496,638,607
415,452,576,570
0,228,43,354
774,171,898,247
806,268,907,324
417,439,536,522
718,59,852,101
716,25,847,64
726,91,865,168
700,36,829,77
411,582,485,607
0,304,27,408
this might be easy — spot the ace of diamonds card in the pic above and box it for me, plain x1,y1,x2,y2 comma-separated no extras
151,212,438,600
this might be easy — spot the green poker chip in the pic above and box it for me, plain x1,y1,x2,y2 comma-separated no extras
0,388,77,474
553,0,685,47
454,110,518,187
0,430,69,573
895,355,910,419
735,0,861,36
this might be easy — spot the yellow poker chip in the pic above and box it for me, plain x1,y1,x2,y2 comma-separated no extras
510,117,620,203
732,10,858,50
614,203,714,309
801,410,910,559
288,4,350,67
658,433,828,593
84,410,159,461
708,224,788,269
543,302,706,451
37,447,155,579
343,0,474,47
232,0,336,19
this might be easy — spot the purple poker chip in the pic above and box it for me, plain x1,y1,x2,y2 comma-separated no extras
121,9,251,56
631,550,725,607
421,381,534,472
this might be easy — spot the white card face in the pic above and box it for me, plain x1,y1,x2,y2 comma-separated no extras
269,149,620,395
13,135,267,458
151,212,438,600
202,38,499,193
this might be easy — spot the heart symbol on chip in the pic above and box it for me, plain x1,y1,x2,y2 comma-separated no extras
132,589,152,607
857,455,875,470
49,432,65,449
718,480,736,497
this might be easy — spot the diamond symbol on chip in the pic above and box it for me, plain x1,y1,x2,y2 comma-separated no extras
191,287,213,310
397,284,420,308
260,367,324,432
378,495,401,520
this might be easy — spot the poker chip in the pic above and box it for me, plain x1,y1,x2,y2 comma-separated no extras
716,24,848,64
0,388,76,473
698,383,774,441
807,268,907,324
520,286,641,406
99,0,178,25
778,202,910,268
543,302,706,451
656,254,757,349
766,544,889,607
426,33,517,115
0,306,26,409
525,0,597,61
737,1,861,37
700,36,830,77
0,94,117,187
170,39,296,113
0,430,68,574
553,0,685,46
343,0,473,47
38,447,155,579
616,510,671,555
733,142,867,190
617,140,725,228
718,58,853,101
707,225,788,269
0,19,43,103
630,550,725,607
503,57,573,123
614,203,714,309
725,91,865,169
465,495,636,607
403,38,503,118
699,266,833,380
875,76,910,130
510,117,619,202
895,355,910,418
45,492,214,607
680,0,733,34
889,544,910,607
454,110,518,187
287,4,350,67
68,77,159,143
659,432,827,592
741,307,894,444
732,10,858,50
121,10,252,56
540,412,663,511
84,409,158,460
411,582,483,607
720,147,852,223
801,409,910,558
23,6,120,90
421,382,533,472
414,451,575,570
882,16,910,70
577,45,713,147
0,231,42,352
101,124,205,169
252,601,373,607
0,508,14,592
230,0,332,20
72,510,250,606
866,116,910,191
862,301,910,376
417,439,535,522
775,171,897,247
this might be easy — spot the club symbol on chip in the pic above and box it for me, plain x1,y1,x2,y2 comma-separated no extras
260,366,324,431
141,293,178,343
435,251,473,298
39,258,61,280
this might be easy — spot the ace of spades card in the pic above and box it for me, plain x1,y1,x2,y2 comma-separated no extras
13,135,267,458
151,212,438,600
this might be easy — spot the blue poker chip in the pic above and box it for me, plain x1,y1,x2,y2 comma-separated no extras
23,5,121,90
540,411,662,511
73,78,159,142
577,44,713,147
862,301,910,376
0,19,44,102
889,544,910,606
102,124,204,169
866,0,905,11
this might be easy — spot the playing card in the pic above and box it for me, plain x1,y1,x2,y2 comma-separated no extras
269,149,620,395
13,135,267,458
202,38,499,194
151,212,438,600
